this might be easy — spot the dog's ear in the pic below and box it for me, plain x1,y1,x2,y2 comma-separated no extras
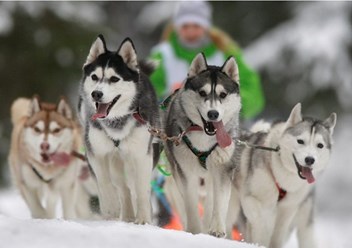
286,103,302,128
29,96,41,116
188,53,207,77
323,112,337,135
84,34,107,68
57,97,73,119
221,56,239,83
117,38,138,72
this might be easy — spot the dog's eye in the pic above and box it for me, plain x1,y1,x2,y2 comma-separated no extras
297,139,304,145
219,92,227,99
317,143,324,149
110,76,120,83
52,128,61,134
34,127,41,133
91,74,98,81
199,90,207,97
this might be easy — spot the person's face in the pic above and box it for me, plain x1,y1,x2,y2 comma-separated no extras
177,23,207,44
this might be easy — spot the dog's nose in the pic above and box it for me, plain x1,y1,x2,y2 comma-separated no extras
91,91,103,101
305,156,315,166
207,110,219,120
40,142,50,151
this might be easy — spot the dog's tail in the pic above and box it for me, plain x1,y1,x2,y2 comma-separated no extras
250,120,271,133
139,59,158,76
11,98,31,125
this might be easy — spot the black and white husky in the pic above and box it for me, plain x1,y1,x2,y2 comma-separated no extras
78,35,159,224
229,103,337,247
163,53,241,237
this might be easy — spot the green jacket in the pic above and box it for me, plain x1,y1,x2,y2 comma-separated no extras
150,30,265,119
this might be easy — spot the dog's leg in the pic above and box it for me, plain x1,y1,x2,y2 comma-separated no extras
109,154,135,223
45,190,58,218
270,205,299,248
88,154,120,219
132,152,153,224
21,185,47,219
61,183,78,219
296,197,317,248
242,195,276,246
206,144,235,238
226,186,241,239
207,164,231,238
202,174,213,233
174,171,201,234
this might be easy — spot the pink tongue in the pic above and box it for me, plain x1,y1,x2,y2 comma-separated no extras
91,103,110,121
50,152,71,167
301,167,315,184
213,121,232,148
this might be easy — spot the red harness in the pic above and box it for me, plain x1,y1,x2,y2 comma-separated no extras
275,182,287,201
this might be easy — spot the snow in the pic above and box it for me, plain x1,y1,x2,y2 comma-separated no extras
0,189,258,248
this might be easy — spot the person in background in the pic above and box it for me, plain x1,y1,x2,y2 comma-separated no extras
149,1,265,119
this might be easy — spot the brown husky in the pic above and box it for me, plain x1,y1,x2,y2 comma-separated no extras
9,96,93,219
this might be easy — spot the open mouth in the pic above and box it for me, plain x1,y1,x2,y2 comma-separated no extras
199,113,232,148
91,95,121,121
293,154,315,184
200,115,217,136
41,153,51,163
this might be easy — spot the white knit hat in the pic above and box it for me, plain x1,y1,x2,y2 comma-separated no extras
173,1,212,28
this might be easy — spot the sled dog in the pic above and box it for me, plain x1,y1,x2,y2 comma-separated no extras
163,53,241,237
78,35,159,223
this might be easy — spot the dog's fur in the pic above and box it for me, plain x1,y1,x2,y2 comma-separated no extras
163,53,241,237
9,97,91,219
78,35,159,223
229,103,337,247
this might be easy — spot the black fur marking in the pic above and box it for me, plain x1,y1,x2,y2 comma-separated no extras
102,115,131,129
83,52,139,83
248,132,268,174
112,139,120,148
84,122,93,154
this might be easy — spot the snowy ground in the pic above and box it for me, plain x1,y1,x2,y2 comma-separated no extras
0,187,351,248
0,189,259,248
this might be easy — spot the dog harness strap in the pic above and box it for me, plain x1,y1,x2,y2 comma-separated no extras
182,135,218,169
30,164,52,184
275,182,287,201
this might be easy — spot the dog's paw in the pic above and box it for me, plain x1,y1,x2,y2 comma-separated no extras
134,218,150,225
208,230,226,238
210,142,235,165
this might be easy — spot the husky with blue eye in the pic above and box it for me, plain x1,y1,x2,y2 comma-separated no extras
228,103,337,248
78,35,159,224
163,53,241,238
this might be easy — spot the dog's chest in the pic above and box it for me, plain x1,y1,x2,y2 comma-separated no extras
101,117,137,141
185,131,217,152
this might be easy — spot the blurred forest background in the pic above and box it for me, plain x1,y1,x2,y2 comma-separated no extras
0,1,351,215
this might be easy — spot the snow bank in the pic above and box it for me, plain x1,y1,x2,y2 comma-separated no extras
0,189,257,248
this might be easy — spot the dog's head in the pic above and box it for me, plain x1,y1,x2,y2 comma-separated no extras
81,35,140,121
23,96,74,165
180,53,241,146
278,103,337,184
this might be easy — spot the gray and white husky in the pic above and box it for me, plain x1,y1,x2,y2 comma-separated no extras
229,103,337,247
163,53,241,237
78,35,159,224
